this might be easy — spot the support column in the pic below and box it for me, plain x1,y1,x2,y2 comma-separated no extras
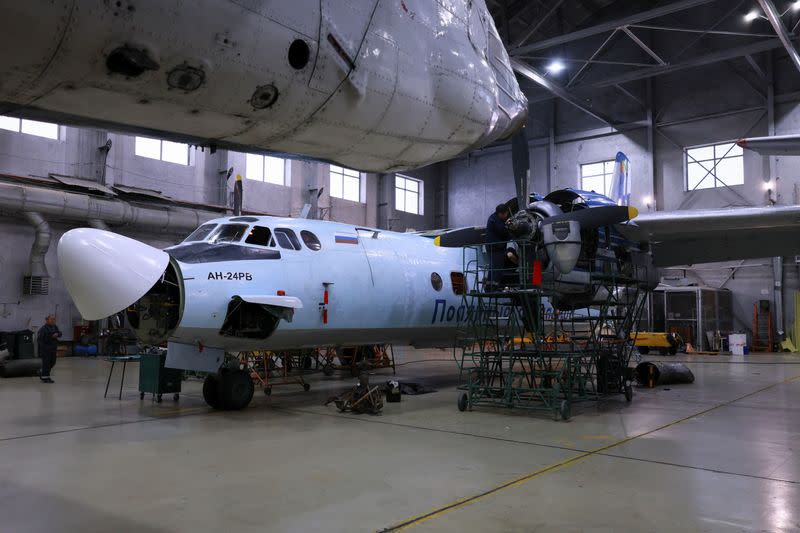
647,79,657,210
766,51,784,339
547,101,556,191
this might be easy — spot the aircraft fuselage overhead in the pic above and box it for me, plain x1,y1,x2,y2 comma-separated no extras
0,0,527,172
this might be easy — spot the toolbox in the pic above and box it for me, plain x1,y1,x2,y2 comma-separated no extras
138,352,182,402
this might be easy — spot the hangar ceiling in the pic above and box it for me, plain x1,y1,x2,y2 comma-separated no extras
487,0,800,126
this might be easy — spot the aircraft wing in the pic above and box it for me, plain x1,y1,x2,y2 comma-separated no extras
737,134,800,155
617,205,800,267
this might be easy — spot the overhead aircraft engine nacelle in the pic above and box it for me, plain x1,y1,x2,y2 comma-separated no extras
542,220,582,274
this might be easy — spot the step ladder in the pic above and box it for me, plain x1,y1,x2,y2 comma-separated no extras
752,300,773,352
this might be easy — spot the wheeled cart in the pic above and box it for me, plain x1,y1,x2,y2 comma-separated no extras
138,352,182,403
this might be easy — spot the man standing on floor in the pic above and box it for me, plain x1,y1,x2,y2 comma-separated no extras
37,314,61,383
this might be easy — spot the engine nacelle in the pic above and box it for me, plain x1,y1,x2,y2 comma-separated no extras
542,220,582,274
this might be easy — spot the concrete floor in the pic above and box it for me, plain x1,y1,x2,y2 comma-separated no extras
0,349,798,533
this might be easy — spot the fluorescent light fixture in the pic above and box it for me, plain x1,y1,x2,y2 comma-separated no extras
793,0,800,11
744,9,760,21
546,60,565,74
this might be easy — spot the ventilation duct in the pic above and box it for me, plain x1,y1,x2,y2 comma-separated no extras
0,182,218,233
23,212,51,295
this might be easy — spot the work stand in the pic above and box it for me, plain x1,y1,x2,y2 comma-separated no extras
456,240,648,420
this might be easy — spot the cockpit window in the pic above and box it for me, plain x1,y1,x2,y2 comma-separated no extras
274,228,301,250
301,230,321,251
208,224,249,244
245,226,273,247
183,223,217,243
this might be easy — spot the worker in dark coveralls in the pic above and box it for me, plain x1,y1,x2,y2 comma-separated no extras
37,314,61,383
485,204,511,290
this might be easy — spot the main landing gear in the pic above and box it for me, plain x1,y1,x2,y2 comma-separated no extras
203,369,254,410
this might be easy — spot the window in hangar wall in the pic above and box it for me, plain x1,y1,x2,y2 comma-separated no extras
329,165,362,203
135,136,190,165
0,115,59,140
395,174,422,215
580,160,615,196
685,142,744,190
245,153,287,186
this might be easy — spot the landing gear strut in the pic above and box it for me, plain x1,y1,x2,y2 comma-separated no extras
203,369,254,410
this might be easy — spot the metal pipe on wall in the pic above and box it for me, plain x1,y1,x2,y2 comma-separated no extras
22,212,51,278
0,182,219,233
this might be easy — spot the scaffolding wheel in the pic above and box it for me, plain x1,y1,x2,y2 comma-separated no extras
559,400,570,421
173,393,180,402
264,386,272,396
303,383,311,392
457,393,469,412
625,383,633,403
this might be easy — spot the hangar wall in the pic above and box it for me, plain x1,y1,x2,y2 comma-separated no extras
447,56,800,340
0,125,442,337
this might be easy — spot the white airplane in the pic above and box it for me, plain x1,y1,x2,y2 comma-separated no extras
58,217,474,409
0,0,527,172
57,178,800,410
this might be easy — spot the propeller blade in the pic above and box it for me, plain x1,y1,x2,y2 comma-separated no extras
433,226,486,248
511,127,529,212
544,205,638,229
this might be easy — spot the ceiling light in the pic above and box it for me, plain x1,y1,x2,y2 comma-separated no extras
744,9,760,22
793,1,800,12
642,195,653,206
546,60,565,74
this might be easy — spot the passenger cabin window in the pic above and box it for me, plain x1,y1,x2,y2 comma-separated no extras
450,272,467,295
245,226,273,247
183,223,217,242
301,230,322,251
208,224,248,244
274,228,301,250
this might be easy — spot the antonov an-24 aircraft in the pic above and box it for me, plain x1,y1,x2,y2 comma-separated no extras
58,184,800,410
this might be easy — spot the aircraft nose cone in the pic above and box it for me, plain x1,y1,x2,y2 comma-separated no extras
57,228,170,320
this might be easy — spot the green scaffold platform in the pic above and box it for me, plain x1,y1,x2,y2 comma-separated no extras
455,239,649,420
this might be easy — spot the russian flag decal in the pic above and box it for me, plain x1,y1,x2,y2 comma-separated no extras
335,235,359,245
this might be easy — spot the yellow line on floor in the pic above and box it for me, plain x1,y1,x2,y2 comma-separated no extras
378,373,800,532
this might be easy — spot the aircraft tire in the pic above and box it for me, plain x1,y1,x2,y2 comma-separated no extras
203,374,223,410
218,369,254,410
638,346,650,355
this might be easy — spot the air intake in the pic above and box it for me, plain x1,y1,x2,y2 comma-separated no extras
23,276,49,295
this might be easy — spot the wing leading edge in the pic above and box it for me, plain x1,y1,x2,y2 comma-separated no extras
617,205,800,266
